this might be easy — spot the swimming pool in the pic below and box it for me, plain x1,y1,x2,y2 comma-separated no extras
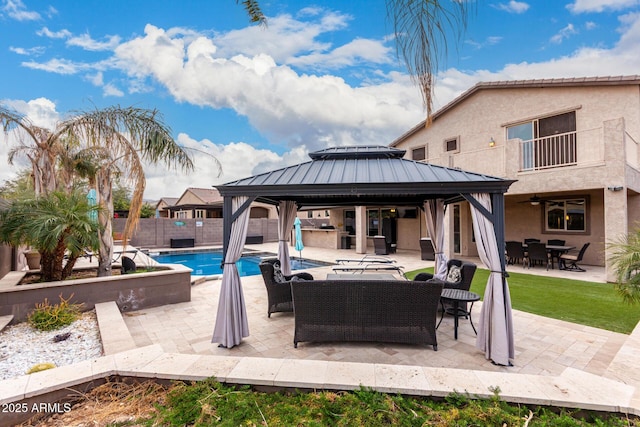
149,250,327,277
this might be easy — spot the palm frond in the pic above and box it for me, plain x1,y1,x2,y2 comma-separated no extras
387,0,470,120
237,0,266,26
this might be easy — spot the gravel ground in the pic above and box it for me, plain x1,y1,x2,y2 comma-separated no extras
0,311,103,381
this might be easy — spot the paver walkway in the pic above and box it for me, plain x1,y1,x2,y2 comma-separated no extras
2,242,640,425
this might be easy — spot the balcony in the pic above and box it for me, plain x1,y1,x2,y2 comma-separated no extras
519,131,577,172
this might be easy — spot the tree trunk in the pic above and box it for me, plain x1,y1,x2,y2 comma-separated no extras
97,170,114,277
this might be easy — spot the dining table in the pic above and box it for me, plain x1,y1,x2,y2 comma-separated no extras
521,243,575,269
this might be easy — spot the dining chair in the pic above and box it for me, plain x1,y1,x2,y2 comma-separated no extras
547,239,566,268
527,242,550,270
506,241,528,268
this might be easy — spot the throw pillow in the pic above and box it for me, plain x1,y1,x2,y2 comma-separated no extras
272,261,285,283
446,265,462,283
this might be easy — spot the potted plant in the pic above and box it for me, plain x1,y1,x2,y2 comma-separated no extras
24,249,41,270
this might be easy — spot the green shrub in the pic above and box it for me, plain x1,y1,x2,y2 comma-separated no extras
27,294,83,331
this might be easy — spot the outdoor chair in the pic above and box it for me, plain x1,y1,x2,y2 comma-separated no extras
420,238,435,260
259,259,314,317
524,238,540,245
121,256,137,274
414,259,477,314
506,240,528,267
527,242,550,270
373,235,396,255
547,239,566,267
560,243,590,272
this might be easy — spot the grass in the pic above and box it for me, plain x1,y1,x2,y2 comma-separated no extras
29,378,637,426
405,267,640,334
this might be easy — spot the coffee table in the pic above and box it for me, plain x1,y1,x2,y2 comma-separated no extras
437,288,480,340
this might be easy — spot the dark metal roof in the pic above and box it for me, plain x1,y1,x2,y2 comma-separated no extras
217,146,514,207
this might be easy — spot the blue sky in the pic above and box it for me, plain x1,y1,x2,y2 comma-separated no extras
1,0,639,200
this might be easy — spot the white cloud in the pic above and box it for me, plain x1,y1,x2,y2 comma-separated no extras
9,45,44,56
142,134,310,200
21,57,81,74
568,0,640,13
113,24,423,151
66,33,122,51
213,11,355,65
37,27,71,39
1,0,40,21
288,38,392,69
103,83,124,97
550,24,578,44
493,1,530,14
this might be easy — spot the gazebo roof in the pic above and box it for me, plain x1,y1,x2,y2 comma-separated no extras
216,146,514,207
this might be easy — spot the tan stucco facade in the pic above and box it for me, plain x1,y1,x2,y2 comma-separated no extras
391,77,640,281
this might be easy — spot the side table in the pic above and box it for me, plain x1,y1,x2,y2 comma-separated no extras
437,288,480,340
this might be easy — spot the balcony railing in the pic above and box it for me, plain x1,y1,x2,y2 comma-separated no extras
519,131,577,172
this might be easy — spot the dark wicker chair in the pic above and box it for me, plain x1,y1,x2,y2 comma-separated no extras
547,239,566,268
414,259,477,314
506,241,528,267
121,256,137,274
373,235,396,255
290,278,444,350
527,242,550,270
560,243,590,272
259,259,314,318
420,238,435,261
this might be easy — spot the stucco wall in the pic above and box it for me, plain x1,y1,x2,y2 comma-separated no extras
114,217,280,248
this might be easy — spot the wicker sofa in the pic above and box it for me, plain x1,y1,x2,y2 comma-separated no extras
290,278,444,350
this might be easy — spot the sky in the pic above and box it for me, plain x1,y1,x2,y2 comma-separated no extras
1,0,640,201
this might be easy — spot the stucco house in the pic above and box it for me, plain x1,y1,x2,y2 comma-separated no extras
390,75,640,281
157,187,276,219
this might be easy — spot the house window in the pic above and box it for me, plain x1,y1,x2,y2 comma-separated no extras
545,198,586,232
195,209,205,219
445,137,459,153
176,210,188,219
412,146,426,161
508,111,577,171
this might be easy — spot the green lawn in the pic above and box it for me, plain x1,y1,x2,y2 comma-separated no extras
406,267,640,334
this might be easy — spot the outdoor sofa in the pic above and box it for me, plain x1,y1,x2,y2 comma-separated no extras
290,277,445,350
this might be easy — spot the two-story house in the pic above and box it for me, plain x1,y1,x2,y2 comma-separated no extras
390,75,640,281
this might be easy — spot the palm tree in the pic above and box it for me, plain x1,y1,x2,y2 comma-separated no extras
0,190,100,281
608,229,640,304
1,105,196,277
387,0,469,120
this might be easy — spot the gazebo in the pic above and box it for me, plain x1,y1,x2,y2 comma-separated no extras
212,146,516,366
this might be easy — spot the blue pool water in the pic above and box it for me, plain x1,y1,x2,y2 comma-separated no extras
149,251,326,277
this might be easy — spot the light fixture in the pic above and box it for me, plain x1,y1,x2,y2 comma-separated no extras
530,200,540,206
607,186,624,192
489,137,496,147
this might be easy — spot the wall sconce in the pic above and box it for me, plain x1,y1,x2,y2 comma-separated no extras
489,137,496,147
607,186,624,192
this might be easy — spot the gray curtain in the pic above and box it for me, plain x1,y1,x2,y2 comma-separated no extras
424,199,448,279
211,196,251,348
469,193,515,366
277,200,297,276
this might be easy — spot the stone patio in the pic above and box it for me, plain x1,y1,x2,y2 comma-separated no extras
2,242,640,425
